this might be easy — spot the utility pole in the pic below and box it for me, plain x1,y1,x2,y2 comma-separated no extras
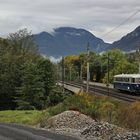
69,66,72,82
86,42,90,93
100,62,102,79
107,53,110,96
80,62,82,81
138,47,140,74
64,67,66,81
62,57,65,93
56,65,59,82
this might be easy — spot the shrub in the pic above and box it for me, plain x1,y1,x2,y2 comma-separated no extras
47,86,73,106
100,102,116,123
63,93,102,119
16,101,35,110
117,101,140,130
48,103,67,116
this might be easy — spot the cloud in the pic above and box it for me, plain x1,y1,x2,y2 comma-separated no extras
0,0,140,42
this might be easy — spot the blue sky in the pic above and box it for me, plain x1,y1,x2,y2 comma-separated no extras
0,0,140,43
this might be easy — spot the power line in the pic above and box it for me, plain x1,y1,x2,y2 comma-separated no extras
101,9,140,38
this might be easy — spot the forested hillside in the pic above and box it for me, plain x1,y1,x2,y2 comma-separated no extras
33,27,110,56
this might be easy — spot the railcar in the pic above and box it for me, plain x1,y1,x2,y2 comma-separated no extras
113,74,140,93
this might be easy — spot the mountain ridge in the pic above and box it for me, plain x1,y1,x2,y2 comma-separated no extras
108,26,140,51
33,27,110,57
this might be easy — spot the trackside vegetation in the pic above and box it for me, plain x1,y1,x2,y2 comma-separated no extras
1,93,140,130
39,93,140,130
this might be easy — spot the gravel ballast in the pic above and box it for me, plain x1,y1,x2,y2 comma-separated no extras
42,111,140,140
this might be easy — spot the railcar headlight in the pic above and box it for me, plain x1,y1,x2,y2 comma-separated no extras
127,87,130,90
136,85,139,87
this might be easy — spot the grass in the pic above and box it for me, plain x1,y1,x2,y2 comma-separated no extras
0,110,41,125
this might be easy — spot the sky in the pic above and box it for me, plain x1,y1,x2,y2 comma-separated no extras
0,0,140,43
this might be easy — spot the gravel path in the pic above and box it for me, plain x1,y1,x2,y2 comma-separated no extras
0,123,81,140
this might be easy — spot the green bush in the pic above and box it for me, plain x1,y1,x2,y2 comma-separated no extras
47,86,73,107
48,103,67,116
16,101,35,110
62,93,103,119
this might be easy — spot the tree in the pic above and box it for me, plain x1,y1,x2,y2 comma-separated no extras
0,29,56,110
17,61,45,109
0,39,21,109
64,55,81,81
102,49,138,83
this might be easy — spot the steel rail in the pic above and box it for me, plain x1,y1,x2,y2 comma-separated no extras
62,81,140,103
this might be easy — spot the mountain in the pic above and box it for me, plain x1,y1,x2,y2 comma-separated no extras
33,27,110,57
108,26,140,52
33,26,140,56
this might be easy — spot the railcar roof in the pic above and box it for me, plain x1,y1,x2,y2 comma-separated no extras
114,74,140,78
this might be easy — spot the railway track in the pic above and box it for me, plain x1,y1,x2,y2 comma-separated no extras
63,81,140,103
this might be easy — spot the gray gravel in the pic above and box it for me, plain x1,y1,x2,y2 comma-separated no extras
46,111,94,130
81,122,119,140
43,111,140,140
110,132,140,140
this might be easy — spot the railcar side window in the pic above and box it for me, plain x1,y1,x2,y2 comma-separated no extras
132,78,135,83
114,77,130,82
135,78,140,83
124,78,129,82
115,77,122,82
114,76,140,83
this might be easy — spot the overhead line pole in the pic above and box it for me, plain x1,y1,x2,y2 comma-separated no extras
62,57,65,93
69,66,72,82
107,53,110,96
80,62,82,81
138,47,140,74
86,42,90,93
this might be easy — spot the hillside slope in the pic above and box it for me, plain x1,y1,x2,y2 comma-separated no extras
108,26,140,52
33,27,110,57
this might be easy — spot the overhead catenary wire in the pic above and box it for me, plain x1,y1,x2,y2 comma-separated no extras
101,9,140,38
